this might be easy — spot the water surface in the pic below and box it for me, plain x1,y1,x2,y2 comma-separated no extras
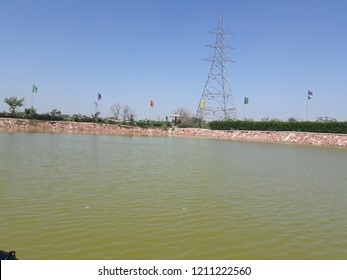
1,131,346,259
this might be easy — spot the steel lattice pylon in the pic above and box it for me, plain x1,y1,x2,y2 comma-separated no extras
196,13,237,121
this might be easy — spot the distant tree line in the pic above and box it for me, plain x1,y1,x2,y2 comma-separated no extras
2,96,346,133
1,96,173,128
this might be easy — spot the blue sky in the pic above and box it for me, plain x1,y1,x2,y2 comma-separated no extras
1,0,346,121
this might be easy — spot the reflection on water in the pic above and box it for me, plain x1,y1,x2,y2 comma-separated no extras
1,131,347,259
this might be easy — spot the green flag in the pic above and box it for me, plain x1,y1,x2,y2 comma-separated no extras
244,97,249,104
32,84,38,93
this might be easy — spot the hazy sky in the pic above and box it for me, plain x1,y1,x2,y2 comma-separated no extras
1,0,346,121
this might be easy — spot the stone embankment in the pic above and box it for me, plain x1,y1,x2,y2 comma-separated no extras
1,118,346,148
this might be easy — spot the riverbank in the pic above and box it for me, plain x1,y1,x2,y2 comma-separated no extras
1,118,346,147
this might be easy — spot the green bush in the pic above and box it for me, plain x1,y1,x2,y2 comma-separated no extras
34,113,64,121
71,114,94,123
136,120,172,129
208,120,347,134
0,112,12,118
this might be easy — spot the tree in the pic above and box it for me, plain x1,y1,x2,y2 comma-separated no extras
316,116,337,122
110,103,122,119
121,105,130,120
174,107,196,126
92,111,100,122
129,112,136,123
261,117,280,122
121,105,136,121
24,107,37,117
288,117,298,122
50,109,61,117
175,107,191,120
4,96,25,115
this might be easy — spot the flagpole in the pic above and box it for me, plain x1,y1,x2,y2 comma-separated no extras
31,91,34,109
30,84,38,118
243,97,248,120
94,102,98,114
243,103,245,120
306,90,313,121
30,92,34,118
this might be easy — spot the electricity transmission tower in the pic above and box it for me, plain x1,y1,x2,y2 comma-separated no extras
196,12,237,121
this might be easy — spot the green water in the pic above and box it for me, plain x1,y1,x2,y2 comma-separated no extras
1,131,346,259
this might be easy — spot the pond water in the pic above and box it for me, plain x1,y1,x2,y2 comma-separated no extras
1,131,346,259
